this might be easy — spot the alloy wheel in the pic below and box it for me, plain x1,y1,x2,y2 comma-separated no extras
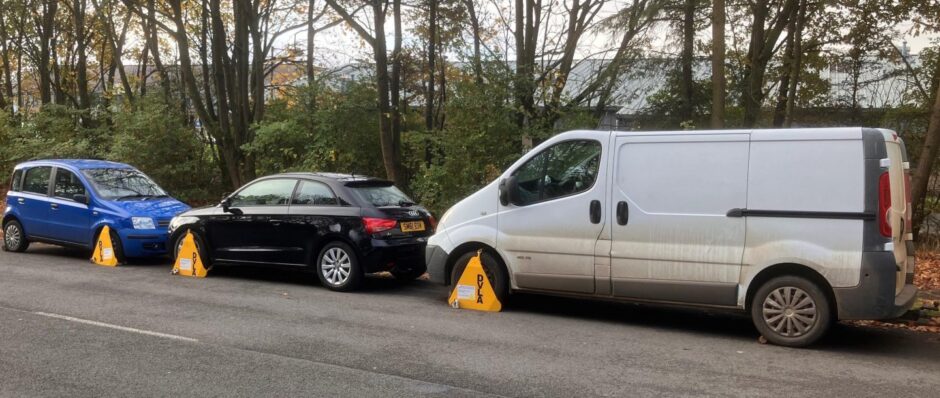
762,286,818,337
321,247,352,286
4,224,21,249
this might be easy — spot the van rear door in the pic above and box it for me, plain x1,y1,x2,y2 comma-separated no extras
608,133,749,306
882,135,912,294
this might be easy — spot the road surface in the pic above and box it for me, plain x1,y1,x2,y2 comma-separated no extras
1,244,938,397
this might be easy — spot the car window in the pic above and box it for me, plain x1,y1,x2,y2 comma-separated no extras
292,180,338,206
230,179,297,207
349,184,414,207
22,166,52,195
81,168,167,200
10,169,23,192
511,140,601,205
54,169,87,201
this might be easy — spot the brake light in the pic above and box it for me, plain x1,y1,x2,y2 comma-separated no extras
428,215,437,230
879,172,891,237
363,217,397,234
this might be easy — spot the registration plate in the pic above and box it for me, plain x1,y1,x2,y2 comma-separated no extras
400,221,425,233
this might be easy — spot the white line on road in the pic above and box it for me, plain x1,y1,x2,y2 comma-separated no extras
31,311,199,343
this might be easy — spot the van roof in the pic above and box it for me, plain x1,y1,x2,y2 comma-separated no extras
15,159,134,170
609,127,891,141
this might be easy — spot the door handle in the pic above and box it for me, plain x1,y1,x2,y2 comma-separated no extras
616,201,629,225
17,198,25,204
50,203,59,210
589,200,601,224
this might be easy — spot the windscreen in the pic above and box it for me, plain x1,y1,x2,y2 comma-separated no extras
81,168,167,200
349,184,415,207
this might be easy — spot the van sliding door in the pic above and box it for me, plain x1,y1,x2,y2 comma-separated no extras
608,134,749,306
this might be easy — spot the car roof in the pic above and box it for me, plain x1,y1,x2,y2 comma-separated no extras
271,172,389,184
15,159,134,170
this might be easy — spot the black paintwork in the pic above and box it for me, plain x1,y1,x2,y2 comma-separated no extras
168,173,432,273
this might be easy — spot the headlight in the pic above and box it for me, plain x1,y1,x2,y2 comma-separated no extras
168,216,199,234
131,217,156,230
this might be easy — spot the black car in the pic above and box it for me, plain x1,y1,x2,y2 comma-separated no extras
167,172,434,291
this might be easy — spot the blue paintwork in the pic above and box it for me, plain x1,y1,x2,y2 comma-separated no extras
3,159,191,258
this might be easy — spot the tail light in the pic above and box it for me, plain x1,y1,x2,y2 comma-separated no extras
363,217,397,234
878,172,891,237
428,215,438,230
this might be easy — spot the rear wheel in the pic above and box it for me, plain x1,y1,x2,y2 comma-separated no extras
750,276,832,347
2,220,29,252
316,242,362,292
449,250,509,303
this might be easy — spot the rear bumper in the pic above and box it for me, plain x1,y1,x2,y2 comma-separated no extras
425,245,448,284
833,251,918,320
360,238,427,274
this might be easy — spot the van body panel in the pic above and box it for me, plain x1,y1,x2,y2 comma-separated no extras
609,134,748,301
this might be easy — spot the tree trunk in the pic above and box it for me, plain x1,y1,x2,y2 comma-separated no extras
679,0,695,122
912,72,940,236
465,0,483,84
772,16,796,127
711,0,725,128
783,0,806,127
741,0,797,127
38,0,57,105
74,0,90,110
391,0,403,181
306,0,317,85
425,0,437,132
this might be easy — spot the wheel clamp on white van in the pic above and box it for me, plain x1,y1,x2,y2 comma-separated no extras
171,231,208,277
90,225,120,267
448,250,501,312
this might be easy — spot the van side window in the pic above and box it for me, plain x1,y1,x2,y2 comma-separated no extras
292,180,338,205
10,169,23,192
512,140,601,205
54,169,87,201
22,166,52,195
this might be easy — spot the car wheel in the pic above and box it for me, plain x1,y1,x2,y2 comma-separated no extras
173,230,210,267
316,241,362,292
2,220,29,252
450,250,509,303
750,276,832,347
391,263,427,281
96,227,125,264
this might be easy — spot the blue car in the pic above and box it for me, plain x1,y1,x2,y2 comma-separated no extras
2,160,190,260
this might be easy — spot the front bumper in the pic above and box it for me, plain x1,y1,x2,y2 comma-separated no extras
116,228,170,257
833,251,918,320
425,245,448,285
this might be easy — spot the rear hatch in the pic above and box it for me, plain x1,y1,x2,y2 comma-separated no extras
882,134,914,295
346,180,435,239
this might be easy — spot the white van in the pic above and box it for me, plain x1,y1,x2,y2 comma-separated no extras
426,128,917,346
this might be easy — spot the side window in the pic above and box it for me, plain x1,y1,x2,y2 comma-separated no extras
22,166,52,195
230,179,297,207
292,181,338,206
10,169,23,192
511,140,601,206
53,169,87,201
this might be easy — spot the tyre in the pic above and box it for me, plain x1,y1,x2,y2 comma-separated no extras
391,263,427,281
173,230,210,267
449,250,509,303
750,276,832,347
316,241,362,292
96,227,125,264
2,220,29,252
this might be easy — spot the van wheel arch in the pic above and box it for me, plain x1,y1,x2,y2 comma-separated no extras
745,263,838,319
445,242,509,288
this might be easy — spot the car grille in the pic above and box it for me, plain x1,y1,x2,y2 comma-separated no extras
157,220,171,228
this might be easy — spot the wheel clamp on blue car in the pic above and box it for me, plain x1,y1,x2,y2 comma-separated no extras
2,159,191,262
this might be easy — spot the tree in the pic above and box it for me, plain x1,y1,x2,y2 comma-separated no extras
740,0,797,127
710,0,725,128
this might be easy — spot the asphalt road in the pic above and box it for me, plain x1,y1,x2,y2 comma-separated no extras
1,245,939,397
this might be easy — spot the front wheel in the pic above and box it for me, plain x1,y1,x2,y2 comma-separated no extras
96,227,125,264
449,250,509,304
2,220,29,252
316,242,362,292
173,230,210,267
750,276,832,347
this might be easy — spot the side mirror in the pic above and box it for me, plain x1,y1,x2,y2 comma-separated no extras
506,175,523,206
499,179,509,206
73,194,89,204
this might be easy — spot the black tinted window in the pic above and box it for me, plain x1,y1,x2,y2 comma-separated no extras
292,181,337,205
10,169,23,192
54,169,87,200
230,179,297,207
22,167,52,195
511,140,601,205
350,184,414,207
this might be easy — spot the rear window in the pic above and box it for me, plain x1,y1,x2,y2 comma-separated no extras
349,184,415,207
10,169,23,192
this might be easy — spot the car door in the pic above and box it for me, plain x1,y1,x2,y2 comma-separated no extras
207,178,299,265
496,139,606,294
608,133,749,306
286,179,356,266
46,167,92,245
14,166,54,238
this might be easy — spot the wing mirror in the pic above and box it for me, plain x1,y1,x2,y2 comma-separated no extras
73,194,89,204
499,175,522,206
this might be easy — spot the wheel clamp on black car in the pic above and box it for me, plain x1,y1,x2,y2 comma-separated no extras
90,226,120,267
171,231,208,277
448,250,501,312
